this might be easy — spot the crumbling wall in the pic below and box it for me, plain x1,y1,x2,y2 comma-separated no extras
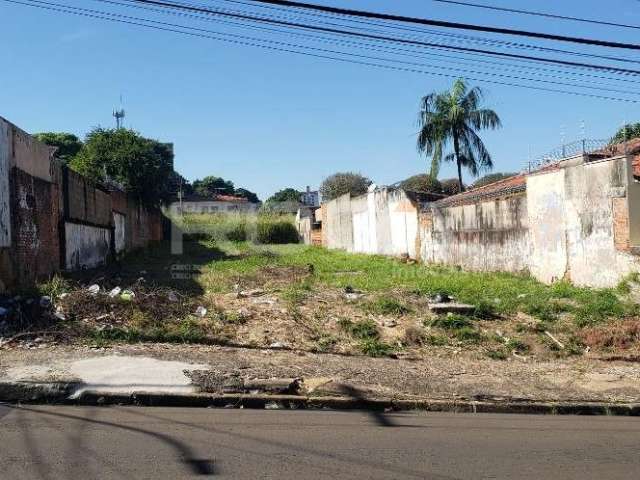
320,188,419,258
0,116,165,292
420,194,531,272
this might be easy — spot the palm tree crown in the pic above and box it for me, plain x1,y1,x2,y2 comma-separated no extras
417,78,501,192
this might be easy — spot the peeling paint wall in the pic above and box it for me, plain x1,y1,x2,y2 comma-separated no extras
65,223,111,270
114,212,126,253
321,188,418,258
420,194,531,272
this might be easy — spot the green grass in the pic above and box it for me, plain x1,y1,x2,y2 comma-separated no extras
90,239,637,350
364,296,412,316
430,314,474,330
358,338,395,357
338,318,380,340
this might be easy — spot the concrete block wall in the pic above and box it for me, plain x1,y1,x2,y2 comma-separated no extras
320,187,419,258
0,116,163,292
318,156,640,288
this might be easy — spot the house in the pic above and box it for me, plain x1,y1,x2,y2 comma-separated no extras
167,194,260,215
300,186,320,207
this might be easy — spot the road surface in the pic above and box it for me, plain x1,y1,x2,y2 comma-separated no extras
0,405,638,479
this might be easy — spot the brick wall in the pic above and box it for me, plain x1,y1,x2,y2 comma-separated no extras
66,169,111,226
9,167,61,287
612,197,630,252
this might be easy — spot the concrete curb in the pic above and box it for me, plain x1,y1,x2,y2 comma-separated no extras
1,381,640,415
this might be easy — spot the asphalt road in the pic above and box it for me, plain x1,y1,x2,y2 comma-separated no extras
1,405,639,479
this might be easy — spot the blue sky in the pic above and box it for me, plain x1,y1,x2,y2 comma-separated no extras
1,0,639,200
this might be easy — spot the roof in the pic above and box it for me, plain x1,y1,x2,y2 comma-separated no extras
591,138,640,176
432,174,527,208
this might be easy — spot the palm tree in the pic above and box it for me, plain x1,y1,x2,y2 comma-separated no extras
417,78,501,192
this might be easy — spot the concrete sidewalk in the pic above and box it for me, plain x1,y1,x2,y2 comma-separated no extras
2,344,640,414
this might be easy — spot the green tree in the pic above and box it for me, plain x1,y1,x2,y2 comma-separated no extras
319,172,372,202
400,174,442,194
192,176,235,197
262,188,302,213
417,78,501,192
472,172,516,189
234,188,260,203
610,123,640,145
441,178,465,196
70,128,174,207
33,132,83,164
266,188,302,203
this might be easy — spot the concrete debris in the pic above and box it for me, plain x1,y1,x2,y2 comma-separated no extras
87,285,100,295
251,298,276,306
185,370,301,395
383,319,398,328
269,341,286,349
264,402,284,410
238,289,266,298
428,302,475,315
195,306,208,318
429,293,453,304
344,286,365,300
108,287,122,298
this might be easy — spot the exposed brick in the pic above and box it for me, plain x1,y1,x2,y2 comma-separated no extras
612,197,630,252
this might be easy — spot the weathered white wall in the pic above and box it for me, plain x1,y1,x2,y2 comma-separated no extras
65,222,111,270
0,120,10,247
113,212,126,254
526,170,568,283
321,188,418,258
421,195,531,272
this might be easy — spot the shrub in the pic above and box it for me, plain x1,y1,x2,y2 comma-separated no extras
430,314,473,330
486,348,508,360
338,318,379,340
359,338,394,357
365,297,411,316
257,218,299,244
454,326,483,343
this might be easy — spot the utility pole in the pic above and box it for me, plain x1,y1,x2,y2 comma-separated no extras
113,94,125,129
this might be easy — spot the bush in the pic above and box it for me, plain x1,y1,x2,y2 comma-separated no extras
400,174,442,194
320,172,372,201
257,218,299,244
338,318,379,340
365,297,411,316
430,314,473,330
359,338,394,357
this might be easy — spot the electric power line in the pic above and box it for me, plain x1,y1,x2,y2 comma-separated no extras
430,0,640,31
123,0,640,76
243,0,640,49
4,0,640,103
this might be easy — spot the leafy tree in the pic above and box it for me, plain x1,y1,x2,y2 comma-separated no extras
417,78,501,192
192,176,235,197
472,172,517,189
400,174,442,194
70,128,174,207
169,172,194,197
266,188,302,203
262,188,302,213
33,132,83,164
441,178,465,196
610,123,640,144
320,172,372,202
234,188,260,203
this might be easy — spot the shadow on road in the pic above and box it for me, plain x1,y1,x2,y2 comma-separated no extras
4,405,216,477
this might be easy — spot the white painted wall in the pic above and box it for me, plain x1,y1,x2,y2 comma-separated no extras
0,120,10,247
113,212,126,254
65,223,111,270
526,170,568,283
